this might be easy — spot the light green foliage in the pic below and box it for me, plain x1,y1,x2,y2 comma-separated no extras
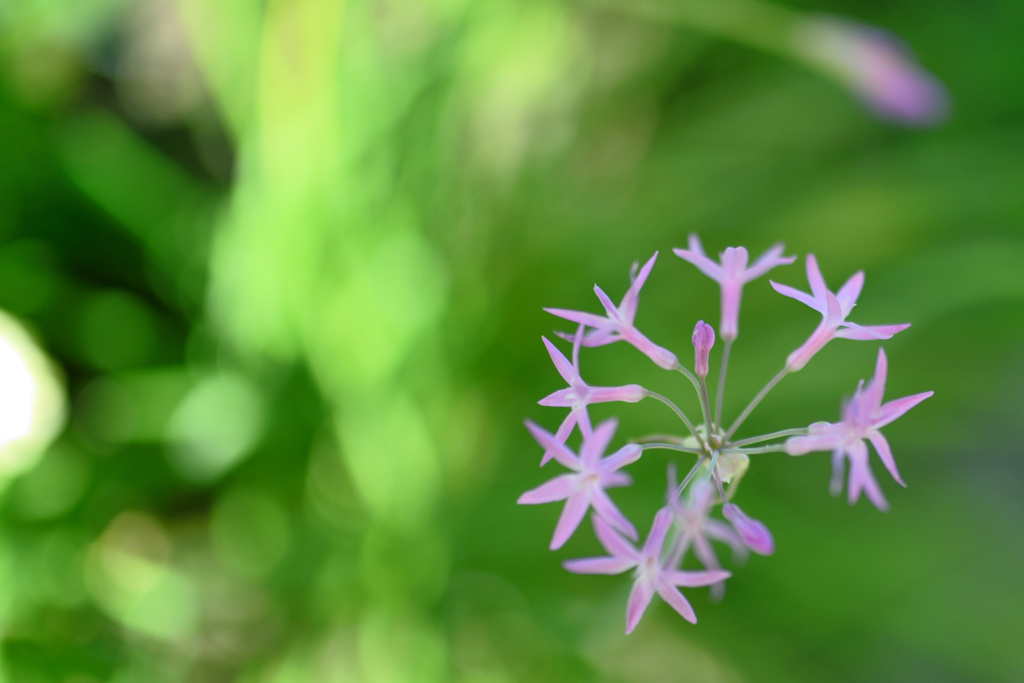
0,0,1022,681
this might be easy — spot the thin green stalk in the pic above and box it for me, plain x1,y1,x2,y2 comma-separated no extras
646,391,705,447
723,444,788,455
714,338,732,430
640,443,703,455
723,367,788,441
699,376,714,436
674,455,706,497
674,364,705,405
728,428,807,448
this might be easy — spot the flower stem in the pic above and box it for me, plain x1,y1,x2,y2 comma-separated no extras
712,464,729,504
714,338,732,430
640,443,703,455
723,367,788,441
633,433,688,445
699,376,714,436
724,444,788,455
728,428,807,448
674,456,706,497
646,391,705,447
674,364,705,405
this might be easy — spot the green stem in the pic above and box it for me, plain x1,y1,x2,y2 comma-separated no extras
674,455,707,497
714,338,732,431
640,443,703,455
724,444,789,455
723,367,788,441
699,376,714,435
645,391,704,447
728,428,807,448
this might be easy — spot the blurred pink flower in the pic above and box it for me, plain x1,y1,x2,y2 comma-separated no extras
793,16,949,125
721,503,774,556
667,479,745,601
536,330,647,466
785,348,933,510
519,418,642,548
564,508,730,633
546,252,678,369
674,235,795,341
771,254,909,371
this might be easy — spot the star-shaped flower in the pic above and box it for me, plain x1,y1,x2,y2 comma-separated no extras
666,479,746,600
785,348,933,510
519,418,642,548
771,254,910,371
563,508,731,633
537,329,647,466
674,234,795,341
545,252,678,370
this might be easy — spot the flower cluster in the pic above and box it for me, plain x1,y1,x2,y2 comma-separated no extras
520,237,932,634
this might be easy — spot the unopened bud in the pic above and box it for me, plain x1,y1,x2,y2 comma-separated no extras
692,321,715,378
722,503,775,555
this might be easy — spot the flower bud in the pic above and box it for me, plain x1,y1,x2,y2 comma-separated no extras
692,321,715,379
722,503,775,555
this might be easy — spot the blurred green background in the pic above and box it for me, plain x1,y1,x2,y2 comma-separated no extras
0,0,1022,681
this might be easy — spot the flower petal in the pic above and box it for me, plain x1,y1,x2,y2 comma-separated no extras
653,581,697,624
742,243,795,282
603,471,632,488
861,348,888,413
580,418,618,468
721,504,775,555
846,440,888,511
873,391,933,429
620,326,679,370
625,579,655,634
537,388,575,407
830,448,846,497
664,568,733,588
593,285,620,321
674,243,724,282
542,336,577,385
591,487,638,541
599,444,643,473
704,520,748,558
527,419,580,469
806,254,829,305
868,430,905,486
835,322,910,340
770,280,823,313
550,491,591,549
692,533,721,572
587,384,648,404
593,515,640,561
836,271,864,316
641,508,674,559
786,433,844,455
620,252,658,323
544,307,610,329
562,557,636,575
518,474,579,505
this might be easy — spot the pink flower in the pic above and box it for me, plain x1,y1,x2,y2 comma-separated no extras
564,508,731,633
537,330,647,466
667,480,745,600
771,255,910,371
691,321,715,379
674,234,795,341
519,418,642,548
545,252,678,369
721,504,774,556
792,16,949,126
785,348,933,510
